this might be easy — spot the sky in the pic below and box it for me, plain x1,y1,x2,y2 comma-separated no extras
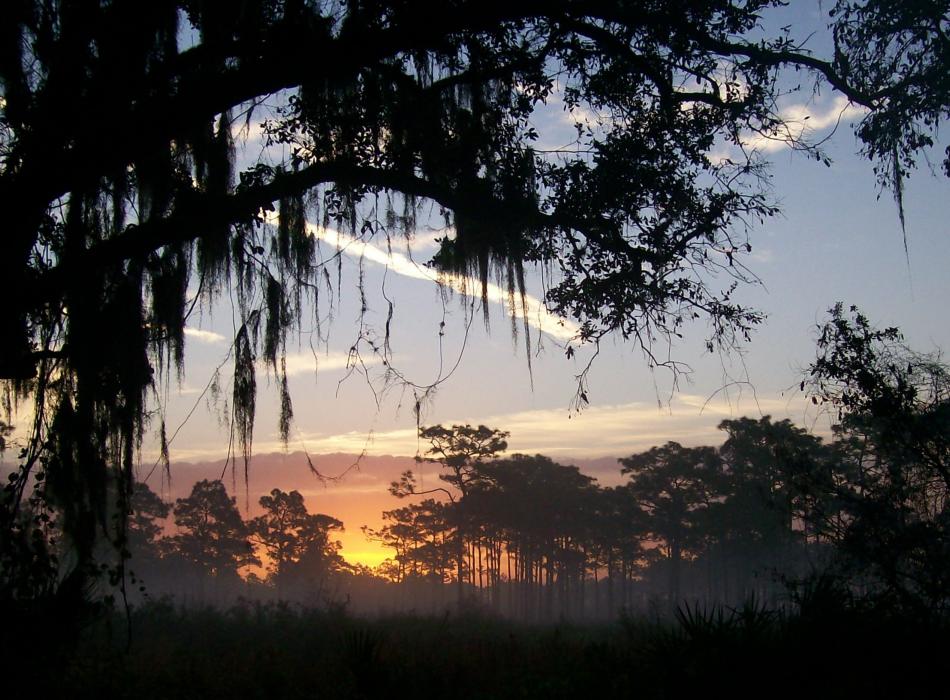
152,112,948,565
13,3,947,568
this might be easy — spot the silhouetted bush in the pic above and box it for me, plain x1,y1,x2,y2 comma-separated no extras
16,596,947,699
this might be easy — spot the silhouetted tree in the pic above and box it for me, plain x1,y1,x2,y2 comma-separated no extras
621,443,724,605
477,454,601,619
804,304,950,611
247,488,347,598
0,467,60,601
414,424,511,498
249,489,315,580
127,482,170,562
282,512,347,602
713,416,830,600
109,481,170,600
589,484,647,615
366,499,454,586
4,2,947,596
392,424,508,604
170,480,257,581
829,0,950,210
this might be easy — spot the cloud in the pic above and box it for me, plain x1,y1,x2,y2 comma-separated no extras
275,427,420,457
705,147,736,166
743,95,867,154
259,211,575,340
279,350,380,377
750,248,774,264
234,119,266,144
184,327,227,344
402,229,447,253
266,392,813,459
307,223,579,341
561,103,603,130
176,382,205,396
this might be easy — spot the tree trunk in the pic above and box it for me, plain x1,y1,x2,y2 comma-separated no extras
670,539,681,606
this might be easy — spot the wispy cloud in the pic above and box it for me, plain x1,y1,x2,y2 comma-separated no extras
176,382,205,396
235,119,266,144
402,229,447,253
184,327,226,344
279,350,380,377
258,392,812,459
259,209,576,341
750,247,775,264
743,95,867,154
308,223,579,341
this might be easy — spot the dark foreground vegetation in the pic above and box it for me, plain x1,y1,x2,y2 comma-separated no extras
13,592,949,700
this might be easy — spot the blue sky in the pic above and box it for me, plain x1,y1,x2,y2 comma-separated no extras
148,3,950,466
157,113,948,464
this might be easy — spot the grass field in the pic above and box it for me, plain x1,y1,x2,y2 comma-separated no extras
11,593,947,700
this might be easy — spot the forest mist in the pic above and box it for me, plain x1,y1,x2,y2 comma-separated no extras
10,410,949,700
56,411,936,623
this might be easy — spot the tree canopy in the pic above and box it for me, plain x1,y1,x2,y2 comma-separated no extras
804,304,950,610
1,1,948,583
248,487,345,586
171,479,258,578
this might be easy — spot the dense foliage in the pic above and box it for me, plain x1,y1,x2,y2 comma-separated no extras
13,591,950,699
110,363,942,621
805,304,950,611
367,312,950,618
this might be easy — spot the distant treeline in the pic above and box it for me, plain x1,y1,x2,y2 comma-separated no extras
9,306,949,621
120,406,949,620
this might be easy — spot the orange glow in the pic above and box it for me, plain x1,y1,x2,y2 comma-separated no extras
147,448,650,569
151,452,418,569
